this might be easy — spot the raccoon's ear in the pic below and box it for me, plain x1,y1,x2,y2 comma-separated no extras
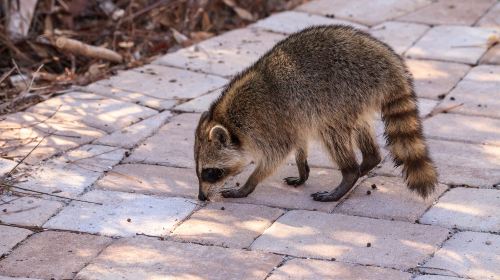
209,125,230,146
200,111,209,122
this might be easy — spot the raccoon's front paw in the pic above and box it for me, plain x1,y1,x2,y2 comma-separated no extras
283,176,305,186
221,189,248,198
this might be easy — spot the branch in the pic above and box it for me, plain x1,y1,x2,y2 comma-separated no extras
1,183,103,205
55,37,123,63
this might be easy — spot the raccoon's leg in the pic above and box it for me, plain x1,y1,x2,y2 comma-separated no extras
356,120,382,176
221,160,276,198
311,126,360,202
284,148,310,186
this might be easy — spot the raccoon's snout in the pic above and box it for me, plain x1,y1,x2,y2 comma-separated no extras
198,191,208,201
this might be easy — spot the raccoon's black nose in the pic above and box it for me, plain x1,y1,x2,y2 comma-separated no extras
198,192,208,201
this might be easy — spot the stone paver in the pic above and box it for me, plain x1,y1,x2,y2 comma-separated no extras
253,11,368,34
44,190,196,237
75,236,283,280
0,112,106,164
335,176,448,222
0,225,31,256
174,88,222,113
480,44,500,64
464,65,500,82
155,28,286,77
438,81,500,119
0,158,16,176
27,91,157,133
422,231,499,279
0,195,64,227
95,65,227,105
419,98,439,117
406,25,498,64
125,113,199,168
252,210,450,269
0,231,111,280
2,1,500,277
420,188,500,232
424,113,500,146
414,276,463,280
406,59,470,100
84,82,177,110
96,164,197,198
172,202,284,248
95,111,171,148
0,277,42,280
296,0,432,26
16,144,125,196
267,258,412,280
377,139,500,188
399,0,496,25
436,65,500,118
370,21,430,55
231,165,344,212
476,2,500,30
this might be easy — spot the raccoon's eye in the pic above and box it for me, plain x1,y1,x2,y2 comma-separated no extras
201,168,225,183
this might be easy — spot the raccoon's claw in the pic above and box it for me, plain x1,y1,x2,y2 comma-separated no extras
310,190,343,202
221,189,248,198
283,176,305,186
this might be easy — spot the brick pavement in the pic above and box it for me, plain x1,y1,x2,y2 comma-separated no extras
1,0,499,279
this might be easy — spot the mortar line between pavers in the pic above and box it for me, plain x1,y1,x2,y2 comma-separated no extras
373,167,500,190
472,1,499,27
436,107,500,121
401,24,433,58
250,13,368,37
246,208,289,250
156,59,232,79
329,175,371,214
426,60,477,120
405,53,481,66
478,40,500,64
43,91,161,133
263,255,290,280
171,86,226,113
131,62,229,82
409,228,463,277
254,246,422,274
111,111,179,163
163,230,417,274
35,146,129,230
410,271,473,280
165,200,206,237
425,134,500,147
0,224,38,263
84,72,201,105
73,84,171,111
386,0,437,25
4,142,128,210
72,235,119,278
92,109,175,150
414,183,454,223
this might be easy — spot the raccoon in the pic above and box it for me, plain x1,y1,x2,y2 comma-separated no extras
194,25,438,202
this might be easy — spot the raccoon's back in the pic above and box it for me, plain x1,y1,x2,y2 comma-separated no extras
255,25,406,99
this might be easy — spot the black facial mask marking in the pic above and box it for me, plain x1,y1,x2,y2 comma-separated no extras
201,168,224,183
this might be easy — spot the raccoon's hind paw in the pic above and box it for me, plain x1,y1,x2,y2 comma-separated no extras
283,176,306,187
310,190,344,202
